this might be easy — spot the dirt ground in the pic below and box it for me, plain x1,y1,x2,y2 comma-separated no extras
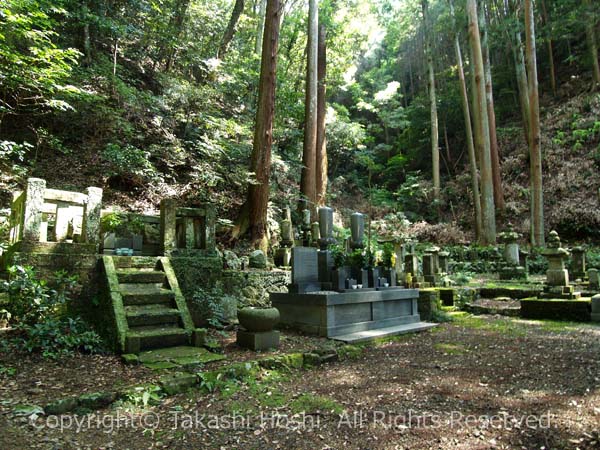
1,314,599,449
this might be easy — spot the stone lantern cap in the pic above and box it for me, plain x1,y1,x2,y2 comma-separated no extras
498,225,520,244
570,245,585,253
424,245,440,254
438,251,450,257
542,231,569,257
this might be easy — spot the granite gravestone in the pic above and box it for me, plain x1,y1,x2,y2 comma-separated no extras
290,247,321,293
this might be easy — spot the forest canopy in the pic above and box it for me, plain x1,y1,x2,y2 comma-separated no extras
1,0,600,246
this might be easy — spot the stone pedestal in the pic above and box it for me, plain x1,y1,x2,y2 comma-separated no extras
592,294,600,322
589,269,599,290
236,330,280,351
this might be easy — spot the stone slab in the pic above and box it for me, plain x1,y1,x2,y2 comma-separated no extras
271,288,421,338
236,330,280,351
332,322,438,343
291,247,318,283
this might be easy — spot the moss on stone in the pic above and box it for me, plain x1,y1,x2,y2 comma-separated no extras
337,345,363,360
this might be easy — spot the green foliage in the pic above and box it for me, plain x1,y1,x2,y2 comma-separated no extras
191,284,235,328
0,0,82,116
102,143,160,183
100,212,126,234
122,385,164,408
0,266,104,358
0,365,17,377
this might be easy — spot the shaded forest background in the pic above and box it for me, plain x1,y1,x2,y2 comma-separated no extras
1,0,600,249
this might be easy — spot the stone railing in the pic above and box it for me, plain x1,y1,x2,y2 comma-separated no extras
9,178,103,245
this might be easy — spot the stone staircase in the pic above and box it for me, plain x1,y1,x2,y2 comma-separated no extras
102,256,195,353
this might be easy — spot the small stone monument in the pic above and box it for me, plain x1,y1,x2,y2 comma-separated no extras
438,251,450,275
311,222,320,248
317,207,335,284
569,246,586,280
498,226,527,280
541,231,580,299
301,208,312,246
275,207,294,267
350,212,365,249
423,246,440,285
404,253,419,278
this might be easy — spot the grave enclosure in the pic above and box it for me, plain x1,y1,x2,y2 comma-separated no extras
271,207,436,342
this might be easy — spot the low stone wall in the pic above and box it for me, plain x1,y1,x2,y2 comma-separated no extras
222,269,290,308
170,256,223,300
5,244,101,316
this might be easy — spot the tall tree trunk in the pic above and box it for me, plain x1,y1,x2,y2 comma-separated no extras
479,0,504,212
247,0,281,250
513,30,531,147
584,0,600,86
300,0,319,213
422,0,440,203
467,0,496,244
450,0,482,240
163,0,192,71
255,0,267,54
316,23,328,207
218,0,245,59
82,1,92,65
540,0,557,96
524,0,545,246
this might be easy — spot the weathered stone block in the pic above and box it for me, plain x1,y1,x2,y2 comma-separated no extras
45,397,79,415
591,295,600,322
249,250,267,269
78,392,116,410
160,373,198,395
418,289,440,321
236,330,280,351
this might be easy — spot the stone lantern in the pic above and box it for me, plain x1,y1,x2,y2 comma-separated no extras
541,231,580,299
498,226,527,280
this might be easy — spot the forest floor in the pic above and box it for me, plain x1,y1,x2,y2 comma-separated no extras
1,314,599,449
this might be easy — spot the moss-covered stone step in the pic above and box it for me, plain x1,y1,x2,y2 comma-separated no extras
125,305,182,327
120,284,175,306
117,269,166,284
126,326,190,352
113,256,159,269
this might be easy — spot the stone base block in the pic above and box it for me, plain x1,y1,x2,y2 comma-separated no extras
592,295,600,322
288,282,321,294
499,266,528,280
424,275,440,285
521,298,591,322
540,285,581,300
546,269,569,287
236,330,280,351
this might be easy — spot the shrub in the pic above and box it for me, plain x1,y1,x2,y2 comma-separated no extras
191,284,237,328
0,266,104,358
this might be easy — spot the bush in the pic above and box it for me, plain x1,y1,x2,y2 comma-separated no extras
191,284,237,328
0,266,104,358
